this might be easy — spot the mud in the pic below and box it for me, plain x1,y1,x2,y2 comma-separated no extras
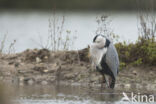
0,48,156,93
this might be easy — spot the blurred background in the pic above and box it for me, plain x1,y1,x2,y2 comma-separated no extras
0,0,155,52
0,0,155,11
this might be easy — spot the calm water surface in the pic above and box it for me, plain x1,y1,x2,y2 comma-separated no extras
14,84,155,104
0,11,139,52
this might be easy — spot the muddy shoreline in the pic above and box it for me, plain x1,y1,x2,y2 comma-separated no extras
0,48,156,93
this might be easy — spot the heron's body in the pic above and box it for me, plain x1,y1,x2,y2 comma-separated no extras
90,35,119,88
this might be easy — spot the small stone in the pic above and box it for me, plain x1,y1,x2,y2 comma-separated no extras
44,56,48,59
41,81,48,85
19,76,24,82
15,62,20,67
50,78,55,82
53,63,57,67
8,61,14,65
6,72,11,76
147,84,156,90
149,71,154,75
36,57,41,63
19,82,24,86
64,73,74,79
0,77,3,80
43,70,49,73
136,84,143,89
132,70,137,75
125,84,131,89
27,79,34,85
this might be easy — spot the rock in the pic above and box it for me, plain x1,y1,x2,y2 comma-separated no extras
64,73,74,80
24,78,34,85
43,70,49,73
33,64,46,72
53,63,57,67
136,83,143,89
15,62,20,67
18,70,28,74
147,84,156,90
19,76,24,82
132,70,137,75
124,84,131,89
27,79,34,85
90,76,99,82
0,77,3,80
41,81,48,85
44,56,48,59
19,82,24,86
119,84,125,88
8,61,14,65
50,77,56,82
149,71,154,75
36,57,42,63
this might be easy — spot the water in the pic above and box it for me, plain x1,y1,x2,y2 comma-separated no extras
14,84,155,104
0,11,139,53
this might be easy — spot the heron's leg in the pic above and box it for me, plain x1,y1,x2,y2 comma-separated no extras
101,74,109,88
108,76,112,88
110,77,115,89
102,74,106,83
101,74,105,89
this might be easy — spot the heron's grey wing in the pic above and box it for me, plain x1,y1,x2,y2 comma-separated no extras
105,43,119,78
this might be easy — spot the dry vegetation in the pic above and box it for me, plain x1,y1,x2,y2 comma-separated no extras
34,11,77,51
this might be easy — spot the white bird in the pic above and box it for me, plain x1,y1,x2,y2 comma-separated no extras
90,34,119,88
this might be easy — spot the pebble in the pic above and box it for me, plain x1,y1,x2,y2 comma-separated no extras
15,62,20,67
0,77,3,80
64,73,74,79
36,57,42,63
19,82,24,86
43,70,49,73
27,79,34,85
132,70,137,75
44,56,48,59
41,81,48,85
19,76,24,82
90,76,99,82
124,84,131,89
147,84,156,90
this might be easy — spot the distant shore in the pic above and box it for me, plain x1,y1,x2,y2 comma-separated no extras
0,0,156,11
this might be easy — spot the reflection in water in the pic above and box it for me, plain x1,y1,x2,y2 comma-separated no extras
14,84,155,104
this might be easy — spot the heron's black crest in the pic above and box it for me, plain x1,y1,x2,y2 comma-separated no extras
104,39,110,47
93,34,106,42
93,35,99,42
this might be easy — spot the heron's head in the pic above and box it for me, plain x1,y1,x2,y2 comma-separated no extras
92,35,110,49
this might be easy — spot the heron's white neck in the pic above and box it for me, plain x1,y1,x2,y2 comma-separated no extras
90,44,108,67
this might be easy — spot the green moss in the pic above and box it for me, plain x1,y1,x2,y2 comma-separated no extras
132,58,143,66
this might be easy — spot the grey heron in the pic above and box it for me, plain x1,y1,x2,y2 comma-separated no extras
90,34,119,89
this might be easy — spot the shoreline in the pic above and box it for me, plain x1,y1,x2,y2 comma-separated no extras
0,48,156,93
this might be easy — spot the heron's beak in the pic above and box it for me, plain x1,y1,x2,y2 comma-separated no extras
87,45,91,58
